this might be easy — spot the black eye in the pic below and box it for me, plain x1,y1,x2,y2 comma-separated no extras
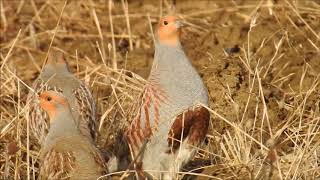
163,21,168,25
46,96,52,101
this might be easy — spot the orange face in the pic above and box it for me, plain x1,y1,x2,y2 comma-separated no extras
39,91,68,120
158,16,183,46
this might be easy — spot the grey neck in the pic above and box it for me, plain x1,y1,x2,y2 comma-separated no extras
45,109,78,143
154,41,184,60
150,42,185,79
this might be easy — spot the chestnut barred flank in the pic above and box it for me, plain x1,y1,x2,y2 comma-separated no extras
126,81,168,153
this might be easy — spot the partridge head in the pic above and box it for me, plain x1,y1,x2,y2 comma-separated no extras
39,91,69,121
157,16,184,47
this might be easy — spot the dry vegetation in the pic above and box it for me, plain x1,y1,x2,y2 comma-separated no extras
1,0,320,179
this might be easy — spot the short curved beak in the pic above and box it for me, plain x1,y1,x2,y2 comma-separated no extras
175,20,184,28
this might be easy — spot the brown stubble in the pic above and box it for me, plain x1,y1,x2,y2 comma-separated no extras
1,0,320,179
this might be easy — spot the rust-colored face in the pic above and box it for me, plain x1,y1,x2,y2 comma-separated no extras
39,91,68,120
157,16,183,46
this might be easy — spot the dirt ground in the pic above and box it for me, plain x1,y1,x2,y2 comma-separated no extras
1,0,320,179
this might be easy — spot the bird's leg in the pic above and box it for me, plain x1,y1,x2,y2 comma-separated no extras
125,139,149,179
187,106,210,146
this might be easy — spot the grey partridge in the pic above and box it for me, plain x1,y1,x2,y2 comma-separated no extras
126,16,210,179
38,91,108,180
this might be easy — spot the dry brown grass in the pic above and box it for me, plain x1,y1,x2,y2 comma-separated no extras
1,0,320,179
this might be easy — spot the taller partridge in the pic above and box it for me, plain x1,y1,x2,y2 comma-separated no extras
38,91,108,180
126,16,210,179
26,50,96,144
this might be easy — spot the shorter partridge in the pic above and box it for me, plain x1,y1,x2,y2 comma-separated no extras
38,91,108,180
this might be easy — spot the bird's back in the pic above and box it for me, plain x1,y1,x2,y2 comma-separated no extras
39,68,82,92
27,57,96,143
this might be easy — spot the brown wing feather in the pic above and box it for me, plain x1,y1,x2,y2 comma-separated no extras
167,106,210,153
73,83,97,140
167,109,194,152
40,149,75,180
187,106,210,145
91,148,109,175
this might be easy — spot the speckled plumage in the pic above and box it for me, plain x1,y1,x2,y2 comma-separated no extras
38,91,107,180
40,136,108,180
26,51,96,144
